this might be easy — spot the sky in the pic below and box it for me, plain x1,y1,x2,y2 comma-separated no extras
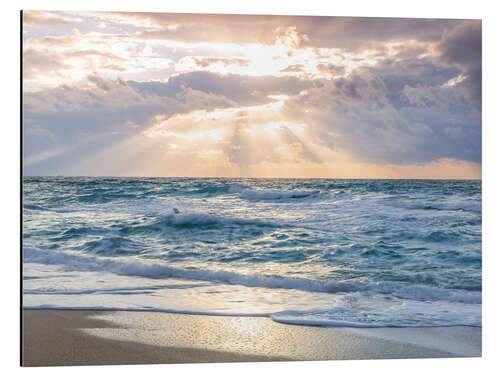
22,11,482,178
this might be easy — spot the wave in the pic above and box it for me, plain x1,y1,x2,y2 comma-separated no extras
23,204,50,211
24,282,213,296
22,304,481,328
23,248,481,304
271,314,382,328
76,191,139,204
23,305,270,318
180,184,248,196
227,184,321,201
270,309,481,328
386,201,482,214
147,212,278,230
425,230,463,243
32,211,281,245
27,183,323,205
241,189,320,200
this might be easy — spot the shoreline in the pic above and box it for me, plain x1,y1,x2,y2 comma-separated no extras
22,309,481,367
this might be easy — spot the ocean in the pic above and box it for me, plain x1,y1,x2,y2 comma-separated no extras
22,177,482,328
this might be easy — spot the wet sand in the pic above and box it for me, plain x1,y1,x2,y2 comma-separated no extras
22,309,481,367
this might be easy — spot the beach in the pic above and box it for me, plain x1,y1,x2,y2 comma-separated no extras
22,309,481,367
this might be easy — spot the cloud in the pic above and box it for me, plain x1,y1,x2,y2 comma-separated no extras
23,62,482,176
22,12,481,178
275,26,309,49
280,64,305,73
437,21,482,69
368,56,460,107
104,12,462,51
22,48,72,80
282,68,481,165
184,57,251,68
142,96,320,175
23,11,83,27
23,71,317,175
128,71,312,106
23,47,128,82
23,74,237,174
435,20,482,108
24,14,478,92
316,63,346,76
23,28,176,91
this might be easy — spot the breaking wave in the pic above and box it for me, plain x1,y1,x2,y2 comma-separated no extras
23,247,481,305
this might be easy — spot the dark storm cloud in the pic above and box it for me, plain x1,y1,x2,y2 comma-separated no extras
283,68,481,165
435,20,482,108
371,58,459,93
437,20,482,68
368,57,461,108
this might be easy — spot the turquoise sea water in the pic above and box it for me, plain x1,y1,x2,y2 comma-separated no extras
22,177,481,327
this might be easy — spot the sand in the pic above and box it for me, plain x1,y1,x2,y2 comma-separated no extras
22,309,481,367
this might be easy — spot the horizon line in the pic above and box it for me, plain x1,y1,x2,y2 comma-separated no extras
22,174,482,181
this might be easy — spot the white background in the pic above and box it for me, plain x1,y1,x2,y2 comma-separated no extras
2,1,499,374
